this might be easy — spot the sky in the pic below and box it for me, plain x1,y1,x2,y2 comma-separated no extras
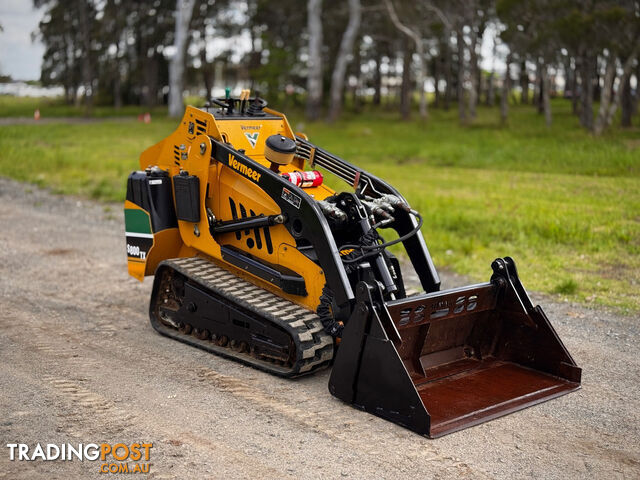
0,0,45,80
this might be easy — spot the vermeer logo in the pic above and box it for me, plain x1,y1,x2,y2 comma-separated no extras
241,125,261,148
244,131,260,148
228,154,261,182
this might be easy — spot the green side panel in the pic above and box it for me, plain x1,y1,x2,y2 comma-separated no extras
125,208,152,234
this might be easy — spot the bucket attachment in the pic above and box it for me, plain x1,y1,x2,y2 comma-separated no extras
329,257,581,438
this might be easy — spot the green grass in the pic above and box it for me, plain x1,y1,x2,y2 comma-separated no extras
553,279,579,295
0,95,168,118
0,98,639,314
0,118,176,200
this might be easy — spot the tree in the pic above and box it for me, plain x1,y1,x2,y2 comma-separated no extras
357,2,397,109
384,0,427,120
463,0,483,119
187,0,235,99
498,0,557,126
592,1,640,134
34,0,97,109
547,0,640,132
486,33,498,107
306,0,323,120
399,37,413,120
501,51,512,124
620,63,634,127
100,0,127,108
328,0,361,121
245,0,307,100
169,0,197,117
456,29,467,123
76,0,95,114
594,49,639,134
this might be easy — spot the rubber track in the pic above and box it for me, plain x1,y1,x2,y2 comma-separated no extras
150,257,334,377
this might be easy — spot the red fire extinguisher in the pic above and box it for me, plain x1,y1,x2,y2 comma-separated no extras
282,170,323,188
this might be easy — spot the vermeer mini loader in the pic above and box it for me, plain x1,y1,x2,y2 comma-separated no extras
125,93,581,437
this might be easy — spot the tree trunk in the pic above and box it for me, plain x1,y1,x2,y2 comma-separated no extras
168,0,197,117
443,29,452,111
569,59,579,115
143,54,159,107
635,65,640,117
594,56,616,135
486,35,496,107
65,86,74,105
467,27,478,119
597,50,638,134
202,58,212,100
541,63,552,126
201,26,212,99
520,61,528,104
400,40,412,121
306,0,323,120
593,59,601,102
501,53,512,125
475,22,485,104
619,54,639,128
373,51,382,106
328,0,361,122
579,54,594,130
352,39,362,112
535,61,544,114
77,0,93,116
486,72,495,107
247,25,262,93
384,0,427,120
416,48,427,119
388,56,398,109
62,31,74,105
113,62,122,109
433,57,440,108
457,30,467,124
621,69,633,127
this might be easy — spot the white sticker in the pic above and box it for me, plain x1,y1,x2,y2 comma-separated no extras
149,179,163,185
281,187,301,209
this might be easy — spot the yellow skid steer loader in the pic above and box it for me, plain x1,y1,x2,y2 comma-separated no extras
124,93,581,437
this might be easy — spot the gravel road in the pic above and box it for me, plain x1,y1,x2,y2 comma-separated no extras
1,177,638,479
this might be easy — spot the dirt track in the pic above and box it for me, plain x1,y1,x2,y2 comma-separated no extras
1,177,638,479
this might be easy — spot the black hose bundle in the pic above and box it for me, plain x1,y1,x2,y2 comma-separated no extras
316,285,343,337
340,228,381,274
339,211,423,267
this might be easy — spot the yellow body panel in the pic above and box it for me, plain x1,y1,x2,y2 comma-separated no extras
132,105,336,312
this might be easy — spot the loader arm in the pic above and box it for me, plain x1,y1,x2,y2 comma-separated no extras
295,137,440,293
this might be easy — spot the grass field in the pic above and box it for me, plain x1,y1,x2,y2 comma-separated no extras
0,95,168,118
1,96,638,314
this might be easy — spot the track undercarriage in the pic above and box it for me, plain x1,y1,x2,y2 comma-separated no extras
150,257,334,377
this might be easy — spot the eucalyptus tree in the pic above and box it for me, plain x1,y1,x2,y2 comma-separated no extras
34,0,97,112
306,0,323,120
328,0,361,121
168,0,197,117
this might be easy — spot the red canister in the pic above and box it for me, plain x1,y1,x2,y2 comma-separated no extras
282,170,323,188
